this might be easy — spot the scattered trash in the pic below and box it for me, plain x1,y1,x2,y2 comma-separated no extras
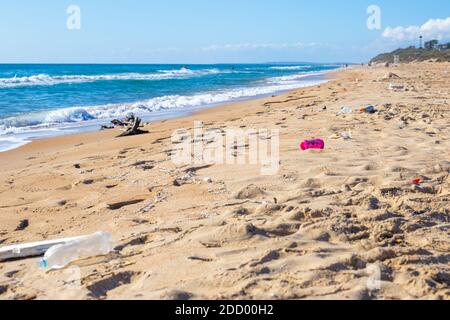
412,178,422,185
173,171,196,187
300,139,325,151
339,107,353,114
340,130,353,140
360,105,376,114
330,130,352,140
388,83,405,91
140,201,155,213
203,177,213,183
38,232,113,270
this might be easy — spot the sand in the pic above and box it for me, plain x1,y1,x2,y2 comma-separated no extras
0,63,449,300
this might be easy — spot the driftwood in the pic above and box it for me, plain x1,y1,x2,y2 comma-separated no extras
116,116,148,138
101,114,149,137
0,236,87,262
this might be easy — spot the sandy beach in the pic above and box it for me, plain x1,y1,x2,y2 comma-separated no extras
0,63,449,300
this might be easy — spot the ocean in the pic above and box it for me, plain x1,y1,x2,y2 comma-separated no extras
0,63,340,152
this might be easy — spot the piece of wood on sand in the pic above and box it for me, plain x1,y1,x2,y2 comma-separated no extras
116,117,149,138
0,236,86,262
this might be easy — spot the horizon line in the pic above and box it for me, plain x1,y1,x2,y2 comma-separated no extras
0,61,358,65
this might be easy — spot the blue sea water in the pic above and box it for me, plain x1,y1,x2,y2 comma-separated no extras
0,63,340,152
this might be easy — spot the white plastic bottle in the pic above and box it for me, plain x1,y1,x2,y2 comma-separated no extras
38,232,114,269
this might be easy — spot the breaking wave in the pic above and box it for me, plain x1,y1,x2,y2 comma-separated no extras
0,69,222,88
0,74,325,136
269,66,312,70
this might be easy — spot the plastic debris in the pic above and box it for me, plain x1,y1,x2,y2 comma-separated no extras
0,235,87,262
140,201,155,213
203,177,213,183
38,232,113,270
389,83,405,91
341,130,353,140
360,105,376,114
340,107,353,114
300,139,325,151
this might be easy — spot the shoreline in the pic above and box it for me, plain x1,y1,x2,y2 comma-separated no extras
0,63,448,300
0,69,336,156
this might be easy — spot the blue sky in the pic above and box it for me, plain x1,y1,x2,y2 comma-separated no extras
1,0,449,63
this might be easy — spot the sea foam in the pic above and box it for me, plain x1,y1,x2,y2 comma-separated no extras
0,69,222,88
0,69,330,152
269,66,312,70
0,73,325,134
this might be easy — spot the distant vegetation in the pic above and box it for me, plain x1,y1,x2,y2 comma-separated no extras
371,46,450,64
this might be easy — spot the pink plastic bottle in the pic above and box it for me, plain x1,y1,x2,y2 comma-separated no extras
300,139,325,151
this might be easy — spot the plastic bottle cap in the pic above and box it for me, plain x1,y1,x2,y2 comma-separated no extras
38,258,48,269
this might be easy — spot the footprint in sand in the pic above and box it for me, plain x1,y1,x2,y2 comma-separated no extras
196,222,265,245
262,222,302,237
234,184,266,200
87,271,140,299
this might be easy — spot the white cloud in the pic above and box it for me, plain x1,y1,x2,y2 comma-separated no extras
382,17,450,42
202,42,327,51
